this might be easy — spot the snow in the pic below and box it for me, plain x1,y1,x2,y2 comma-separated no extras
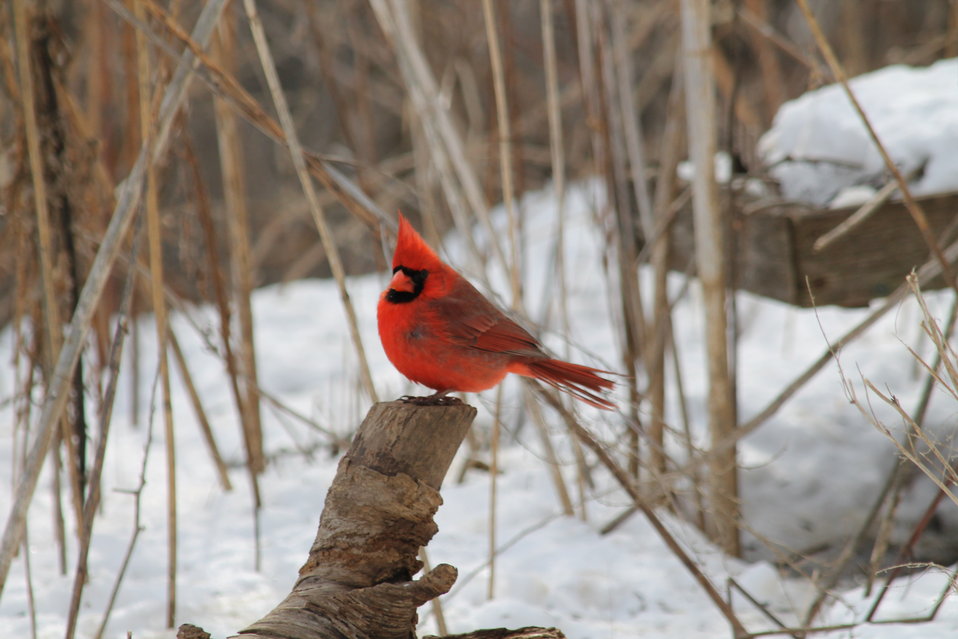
758,57,958,207
2,176,958,638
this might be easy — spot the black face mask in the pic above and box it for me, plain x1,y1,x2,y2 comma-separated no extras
386,266,429,304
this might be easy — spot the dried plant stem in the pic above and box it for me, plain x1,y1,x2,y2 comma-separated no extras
537,389,749,638
182,135,257,487
15,0,91,544
613,0,667,478
12,0,62,381
0,0,228,600
593,0,646,478
540,0,591,517
609,0,654,234
65,221,143,639
12,0,82,570
650,63,686,496
94,393,156,639
21,522,37,639
680,0,740,556
539,0,568,337
132,0,179,625
213,12,265,476
482,0,522,305
488,384,503,600
527,384,575,517
574,0,602,171
242,0,379,404
168,331,232,491
795,0,957,291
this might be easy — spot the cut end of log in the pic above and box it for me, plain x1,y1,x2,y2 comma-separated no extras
348,401,477,490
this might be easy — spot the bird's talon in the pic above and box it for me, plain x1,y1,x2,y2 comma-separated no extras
398,394,464,407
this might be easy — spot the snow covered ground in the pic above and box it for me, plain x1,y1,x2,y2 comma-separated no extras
759,56,958,207
1,179,957,639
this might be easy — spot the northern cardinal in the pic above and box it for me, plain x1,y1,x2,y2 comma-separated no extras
377,214,615,409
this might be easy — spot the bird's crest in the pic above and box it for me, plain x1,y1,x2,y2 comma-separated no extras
393,213,446,272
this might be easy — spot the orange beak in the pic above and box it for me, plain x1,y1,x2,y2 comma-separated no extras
388,269,416,293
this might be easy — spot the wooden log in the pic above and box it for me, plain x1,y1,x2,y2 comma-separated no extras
179,400,476,639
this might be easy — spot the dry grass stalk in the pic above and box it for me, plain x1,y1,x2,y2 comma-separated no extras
541,0,591,518
167,331,233,491
12,0,62,386
242,0,379,404
526,383,575,517
213,10,265,477
824,277,958,627
12,0,88,555
584,1,647,479
482,0,522,306
94,390,156,639
65,220,143,639
539,0,567,334
181,136,249,490
132,0,180,625
679,0,740,556
649,60,687,503
536,387,749,638
0,0,229,599
488,384,503,601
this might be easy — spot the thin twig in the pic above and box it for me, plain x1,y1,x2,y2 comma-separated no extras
213,11,265,479
488,384,503,600
813,164,924,252
167,330,233,491
94,377,158,639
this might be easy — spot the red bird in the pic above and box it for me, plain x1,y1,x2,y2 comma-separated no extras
377,214,615,409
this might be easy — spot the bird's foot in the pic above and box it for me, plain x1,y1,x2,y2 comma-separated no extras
398,393,464,407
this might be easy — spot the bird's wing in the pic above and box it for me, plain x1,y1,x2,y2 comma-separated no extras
432,278,541,355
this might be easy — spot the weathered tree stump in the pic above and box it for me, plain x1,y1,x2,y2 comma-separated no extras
179,400,476,639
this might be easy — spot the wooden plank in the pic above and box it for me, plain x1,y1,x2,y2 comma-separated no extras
787,191,958,307
663,191,958,308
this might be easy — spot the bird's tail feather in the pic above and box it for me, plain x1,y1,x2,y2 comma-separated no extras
522,359,616,410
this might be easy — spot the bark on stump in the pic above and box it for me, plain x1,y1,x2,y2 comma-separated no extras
204,400,474,639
